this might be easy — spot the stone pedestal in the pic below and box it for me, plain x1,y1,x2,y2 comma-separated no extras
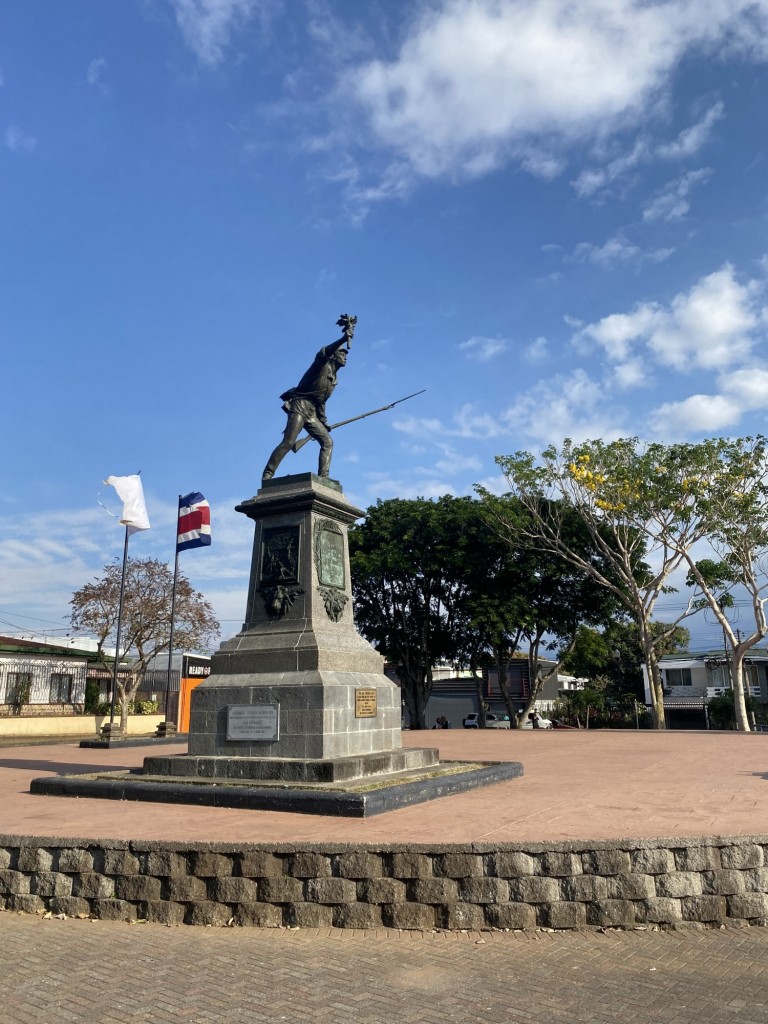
32,472,523,816
187,474,402,762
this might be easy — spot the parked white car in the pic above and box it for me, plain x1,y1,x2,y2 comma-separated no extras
521,715,553,729
462,713,511,729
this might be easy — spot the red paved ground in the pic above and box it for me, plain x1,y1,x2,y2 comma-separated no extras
1,729,766,844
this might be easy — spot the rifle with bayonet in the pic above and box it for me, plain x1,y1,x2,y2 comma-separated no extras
292,389,426,453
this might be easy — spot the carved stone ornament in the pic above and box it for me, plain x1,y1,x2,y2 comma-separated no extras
260,584,304,619
318,585,348,623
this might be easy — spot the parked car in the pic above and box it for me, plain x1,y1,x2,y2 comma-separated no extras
462,712,511,729
521,715,553,729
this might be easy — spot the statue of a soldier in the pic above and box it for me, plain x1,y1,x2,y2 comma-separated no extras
262,314,357,484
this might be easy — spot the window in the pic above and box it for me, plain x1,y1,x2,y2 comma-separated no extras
5,673,32,707
708,665,729,687
665,667,692,687
49,674,73,703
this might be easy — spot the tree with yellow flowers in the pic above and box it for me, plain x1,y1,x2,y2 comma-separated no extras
485,439,710,729
488,436,768,731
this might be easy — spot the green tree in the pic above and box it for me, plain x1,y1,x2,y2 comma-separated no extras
349,497,469,729
70,557,219,731
675,437,768,731
490,439,707,728
564,620,690,702
350,494,619,729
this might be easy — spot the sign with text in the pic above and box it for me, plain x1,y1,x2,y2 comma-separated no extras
354,688,378,719
226,704,280,741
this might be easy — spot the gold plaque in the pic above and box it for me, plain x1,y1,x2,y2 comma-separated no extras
355,688,378,718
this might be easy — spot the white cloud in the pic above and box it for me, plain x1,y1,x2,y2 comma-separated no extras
656,101,725,159
87,57,108,89
642,167,712,221
573,101,724,199
510,369,626,446
569,235,675,268
525,336,548,362
459,335,508,361
576,263,765,372
651,393,741,437
343,0,768,188
169,0,269,66
5,125,37,153
612,357,650,390
393,402,510,441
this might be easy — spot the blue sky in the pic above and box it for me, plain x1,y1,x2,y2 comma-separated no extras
2,0,768,649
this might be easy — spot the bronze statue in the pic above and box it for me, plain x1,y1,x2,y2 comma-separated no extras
262,314,357,483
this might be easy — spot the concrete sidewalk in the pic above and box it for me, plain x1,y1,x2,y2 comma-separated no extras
2,910,768,1024
1,730,766,844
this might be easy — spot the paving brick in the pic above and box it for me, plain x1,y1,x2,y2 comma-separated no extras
4,909,768,1024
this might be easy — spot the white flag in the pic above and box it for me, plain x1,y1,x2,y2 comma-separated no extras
105,475,151,535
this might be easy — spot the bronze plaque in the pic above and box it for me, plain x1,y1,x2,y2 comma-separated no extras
355,688,378,719
260,525,300,585
316,522,345,588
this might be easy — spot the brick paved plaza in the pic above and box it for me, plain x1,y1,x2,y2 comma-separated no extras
2,730,768,1021
2,911,768,1023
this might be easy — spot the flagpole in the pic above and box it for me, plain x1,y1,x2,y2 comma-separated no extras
165,495,181,724
109,525,130,728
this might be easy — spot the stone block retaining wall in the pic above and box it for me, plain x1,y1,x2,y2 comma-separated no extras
2,834,768,931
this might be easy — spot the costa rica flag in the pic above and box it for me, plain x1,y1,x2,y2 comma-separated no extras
177,492,211,552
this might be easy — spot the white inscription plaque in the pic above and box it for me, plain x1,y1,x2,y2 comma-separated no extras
226,704,280,741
